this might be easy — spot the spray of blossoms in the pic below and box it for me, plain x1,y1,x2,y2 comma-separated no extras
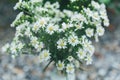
2,0,109,79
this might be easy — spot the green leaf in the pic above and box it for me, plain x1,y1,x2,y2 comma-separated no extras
99,0,111,4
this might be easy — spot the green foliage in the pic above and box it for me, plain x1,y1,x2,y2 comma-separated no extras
99,0,111,4
44,0,91,11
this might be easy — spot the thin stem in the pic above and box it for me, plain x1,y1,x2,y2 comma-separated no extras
43,60,53,72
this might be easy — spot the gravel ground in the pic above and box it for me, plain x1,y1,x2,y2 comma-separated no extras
0,1,120,80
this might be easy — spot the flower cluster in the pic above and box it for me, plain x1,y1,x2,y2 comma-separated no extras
2,0,109,75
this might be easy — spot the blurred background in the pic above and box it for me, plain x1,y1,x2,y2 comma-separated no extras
0,0,120,80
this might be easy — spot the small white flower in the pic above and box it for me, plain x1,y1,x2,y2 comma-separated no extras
11,12,24,27
67,56,74,62
66,64,75,74
100,12,107,19
68,33,79,46
85,55,93,65
41,50,51,61
62,23,69,30
30,36,39,47
2,43,10,53
57,39,67,49
83,39,92,48
24,27,32,37
35,42,44,52
63,10,73,17
70,0,76,2
86,45,95,55
10,42,17,54
82,39,94,55
91,1,100,9
75,22,83,30
74,60,80,68
52,2,60,9
32,22,40,33
83,8,93,17
46,24,58,35
85,28,94,37
95,33,99,42
71,13,86,22
56,61,65,70
14,0,22,10
30,0,43,3
92,12,100,20
76,48,86,59
96,26,105,36
44,2,54,9
38,18,47,27
17,42,24,51
103,18,110,27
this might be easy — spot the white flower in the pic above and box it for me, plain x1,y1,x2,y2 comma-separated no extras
35,42,44,52
24,27,32,37
30,36,39,47
38,18,47,27
17,42,24,51
75,22,83,30
52,2,60,9
41,50,51,61
95,33,99,42
83,8,93,17
30,0,43,3
68,33,79,46
56,61,65,70
59,23,73,32
70,0,76,2
82,39,95,55
92,12,100,20
2,43,10,53
14,0,22,10
63,10,73,17
76,48,86,59
100,11,107,19
44,2,55,9
67,56,74,62
57,39,67,49
46,24,58,35
103,18,110,27
86,45,95,55
32,22,40,33
71,13,86,22
11,12,24,27
96,26,105,36
10,42,17,54
66,64,75,74
85,28,94,37
62,23,69,31
83,39,92,48
15,31,23,37
99,4,106,16
85,55,93,65
91,1,100,9
74,60,80,68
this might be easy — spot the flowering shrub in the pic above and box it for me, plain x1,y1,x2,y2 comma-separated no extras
2,0,109,77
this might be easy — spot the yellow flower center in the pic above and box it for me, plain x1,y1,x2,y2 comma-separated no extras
67,66,73,71
40,20,45,25
44,52,49,57
58,63,63,68
48,26,54,31
60,41,65,47
71,38,76,43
